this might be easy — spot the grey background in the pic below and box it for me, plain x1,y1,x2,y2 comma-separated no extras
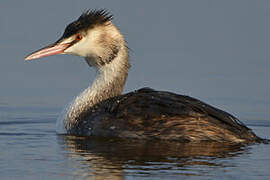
1,0,270,120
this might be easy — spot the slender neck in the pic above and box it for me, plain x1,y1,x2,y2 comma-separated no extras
83,46,129,106
64,44,129,125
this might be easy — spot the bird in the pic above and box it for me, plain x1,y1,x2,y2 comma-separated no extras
25,10,263,143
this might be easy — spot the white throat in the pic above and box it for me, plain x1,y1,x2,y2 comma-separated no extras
56,45,129,133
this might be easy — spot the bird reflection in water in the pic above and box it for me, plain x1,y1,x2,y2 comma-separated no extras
58,136,250,179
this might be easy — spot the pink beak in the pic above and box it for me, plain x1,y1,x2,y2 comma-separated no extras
25,42,71,61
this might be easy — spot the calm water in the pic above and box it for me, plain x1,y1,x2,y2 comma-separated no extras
0,104,269,180
1,1,270,179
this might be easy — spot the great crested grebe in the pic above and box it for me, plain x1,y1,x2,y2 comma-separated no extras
25,10,263,143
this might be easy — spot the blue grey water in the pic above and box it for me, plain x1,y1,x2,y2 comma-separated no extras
1,0,270,179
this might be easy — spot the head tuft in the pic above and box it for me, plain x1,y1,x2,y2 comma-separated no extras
62,9,113,39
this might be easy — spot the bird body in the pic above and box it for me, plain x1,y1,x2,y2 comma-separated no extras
25,10,263,143
61,87,260,143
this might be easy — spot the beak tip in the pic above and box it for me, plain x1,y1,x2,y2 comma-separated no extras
24,55,33,61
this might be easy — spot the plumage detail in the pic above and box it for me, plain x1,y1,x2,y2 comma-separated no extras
68,88,262,143
62,9,113,38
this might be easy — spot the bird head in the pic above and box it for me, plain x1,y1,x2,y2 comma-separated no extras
25,10,124,67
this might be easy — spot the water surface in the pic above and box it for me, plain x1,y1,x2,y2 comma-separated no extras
0,105,269,180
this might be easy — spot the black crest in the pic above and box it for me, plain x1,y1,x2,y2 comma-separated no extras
62,9,113,38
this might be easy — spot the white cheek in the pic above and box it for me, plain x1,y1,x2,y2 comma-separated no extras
63,27,105,58
64,38,92,57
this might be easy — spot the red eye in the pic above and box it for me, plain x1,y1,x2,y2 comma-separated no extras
75,34,82,41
